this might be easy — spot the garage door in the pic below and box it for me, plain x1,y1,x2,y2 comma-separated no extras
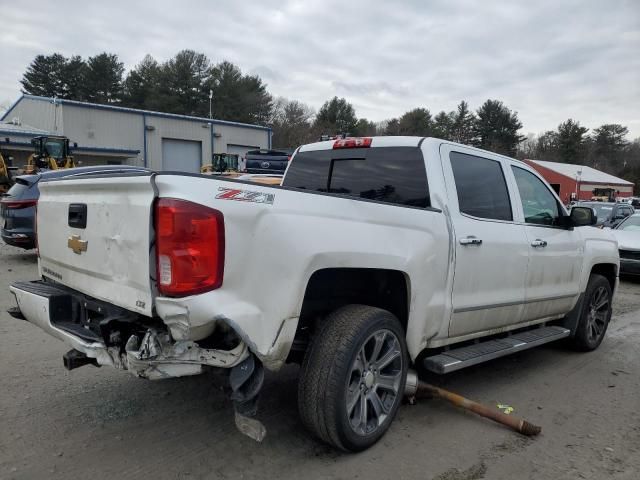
162,139,202,173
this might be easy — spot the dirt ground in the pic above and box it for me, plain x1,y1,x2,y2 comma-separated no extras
0,244,639,480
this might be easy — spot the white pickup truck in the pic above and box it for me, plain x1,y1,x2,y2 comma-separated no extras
9,136,618,451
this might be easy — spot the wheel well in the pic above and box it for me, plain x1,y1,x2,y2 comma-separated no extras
289,268,409,361
590,263,617,291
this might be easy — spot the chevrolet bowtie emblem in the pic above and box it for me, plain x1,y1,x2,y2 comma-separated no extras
68,235,88,254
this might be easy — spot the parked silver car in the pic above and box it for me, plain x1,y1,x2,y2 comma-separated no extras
610,213,640,276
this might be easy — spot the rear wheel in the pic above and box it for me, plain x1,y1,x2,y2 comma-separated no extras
570,274,612,351
298,305,407,451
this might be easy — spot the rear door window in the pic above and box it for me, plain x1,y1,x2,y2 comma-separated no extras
283,147,430,208
449,152,512,221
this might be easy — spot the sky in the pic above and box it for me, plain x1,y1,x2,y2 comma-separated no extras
1,0,639,138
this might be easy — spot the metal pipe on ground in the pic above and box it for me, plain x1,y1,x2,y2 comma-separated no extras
405,371,542,436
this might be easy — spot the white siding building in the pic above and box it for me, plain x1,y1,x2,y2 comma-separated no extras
0,95,271,172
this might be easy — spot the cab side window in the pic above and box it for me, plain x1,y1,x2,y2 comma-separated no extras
450,152,512,221
511,166,560,226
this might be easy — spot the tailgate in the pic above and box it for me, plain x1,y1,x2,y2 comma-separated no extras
36,174,156,316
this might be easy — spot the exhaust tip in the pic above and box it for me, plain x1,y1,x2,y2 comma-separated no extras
404,369,419,397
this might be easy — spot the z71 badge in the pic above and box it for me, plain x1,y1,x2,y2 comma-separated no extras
215,187,275,205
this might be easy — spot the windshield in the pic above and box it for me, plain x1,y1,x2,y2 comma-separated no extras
44,140,64,159
581,203,613,220
212,154,238,171
618,215,640,231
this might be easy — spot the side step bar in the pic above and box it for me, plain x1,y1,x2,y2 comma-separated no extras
423,326,570,374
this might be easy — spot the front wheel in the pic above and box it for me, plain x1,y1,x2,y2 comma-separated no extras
298,305,408,452
570,274,613,351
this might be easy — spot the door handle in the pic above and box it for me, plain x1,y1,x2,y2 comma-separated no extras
531,239,547,248
459,236,482,246
68,203,87,229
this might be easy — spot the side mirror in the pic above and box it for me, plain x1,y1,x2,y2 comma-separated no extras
570,206,597,227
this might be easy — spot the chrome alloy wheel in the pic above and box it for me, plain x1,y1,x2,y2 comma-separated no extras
345,329,404,436
586,285,610,343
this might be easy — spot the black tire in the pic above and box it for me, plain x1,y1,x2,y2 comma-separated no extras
298,305,408,452
570,274,612,351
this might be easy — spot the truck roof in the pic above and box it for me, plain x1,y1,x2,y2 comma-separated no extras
35,165,150,179
299,136,424,152
298,136,527,166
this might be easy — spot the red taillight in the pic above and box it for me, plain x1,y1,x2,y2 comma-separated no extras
1,199,38,209
333,137,372,149
155,198,225,297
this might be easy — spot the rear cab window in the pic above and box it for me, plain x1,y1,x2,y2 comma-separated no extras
282,147,430,208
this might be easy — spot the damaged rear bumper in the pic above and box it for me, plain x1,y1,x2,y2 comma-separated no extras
9,280,249,379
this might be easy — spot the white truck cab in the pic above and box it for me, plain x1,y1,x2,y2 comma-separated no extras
9,137,618,451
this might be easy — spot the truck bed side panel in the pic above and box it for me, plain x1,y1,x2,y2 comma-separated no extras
153,174,450,364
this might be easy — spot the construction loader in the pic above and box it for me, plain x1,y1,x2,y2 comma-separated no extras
24,135,75,174
0,149,13,194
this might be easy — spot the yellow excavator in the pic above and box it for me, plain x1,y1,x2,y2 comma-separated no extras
201,153,282,185
24,135,75,174
201,153,239,174
0,149,12,194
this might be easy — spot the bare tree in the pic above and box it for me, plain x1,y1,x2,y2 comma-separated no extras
271,97,315,149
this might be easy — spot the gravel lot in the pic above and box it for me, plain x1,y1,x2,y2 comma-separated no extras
1,244,639,480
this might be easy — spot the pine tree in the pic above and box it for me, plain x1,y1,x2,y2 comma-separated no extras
314,97,358,135
473,100,525,156
62,55,88,100
397,108,432,136
208,60,273,124
123,55,161,109
451,101,476,145
21,54,68,98
432,110,456,140
84,53,124,103
556,119,589,164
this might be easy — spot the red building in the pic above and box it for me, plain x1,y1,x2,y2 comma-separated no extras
525,159,634,204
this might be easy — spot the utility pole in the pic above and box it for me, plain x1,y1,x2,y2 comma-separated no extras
52,96,59,132
209,89,213,119
575,170,582,200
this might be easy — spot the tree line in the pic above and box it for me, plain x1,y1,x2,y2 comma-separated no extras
272,96,639,189
519,121,640,190
21,51,272,124
311,97,522,154
272,97,523,155
20,51,639,191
